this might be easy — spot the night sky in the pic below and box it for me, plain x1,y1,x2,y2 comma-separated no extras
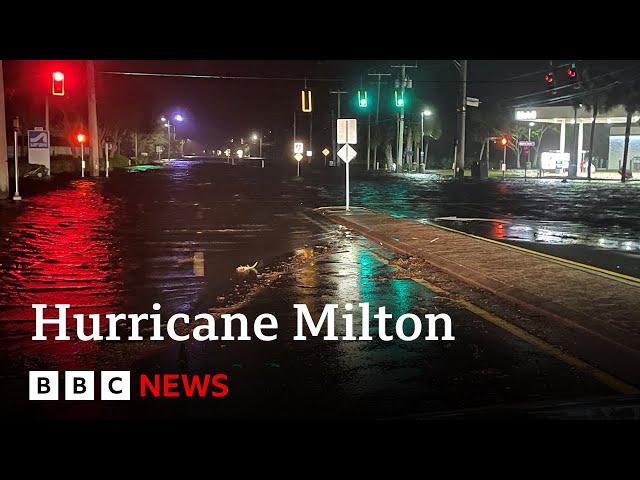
3,59,633,159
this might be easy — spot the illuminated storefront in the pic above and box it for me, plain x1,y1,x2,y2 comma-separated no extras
514,106,640,177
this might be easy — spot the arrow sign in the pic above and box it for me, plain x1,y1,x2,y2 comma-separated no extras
337,144,357,163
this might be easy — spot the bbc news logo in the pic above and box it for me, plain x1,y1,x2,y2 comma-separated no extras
29,371,229,400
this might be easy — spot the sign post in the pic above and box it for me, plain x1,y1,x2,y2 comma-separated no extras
13,117,21,201
294,142,304,177
322,147,330,167
104,137,113,178
337,119,357,211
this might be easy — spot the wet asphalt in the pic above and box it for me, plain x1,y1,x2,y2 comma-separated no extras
0,160,629,419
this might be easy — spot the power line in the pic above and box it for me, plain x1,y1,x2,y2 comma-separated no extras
101,71,344,82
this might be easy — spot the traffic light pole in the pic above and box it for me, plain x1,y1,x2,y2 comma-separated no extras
87,61,100,177
45,95,49,132
397,65,406,171
454,60,468,179
330,90,347,167
368,73,390,171
0,61,9,199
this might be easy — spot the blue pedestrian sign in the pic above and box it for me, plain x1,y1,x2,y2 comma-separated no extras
28,130,49,149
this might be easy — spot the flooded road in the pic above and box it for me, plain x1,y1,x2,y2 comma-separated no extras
0,160,633,419
320,172,640,277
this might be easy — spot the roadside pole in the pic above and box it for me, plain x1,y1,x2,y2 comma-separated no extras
503,144,506,180
12,117,21,200
87,61,100,177
104,142,109,178
81,142,85,178
0,61,9,199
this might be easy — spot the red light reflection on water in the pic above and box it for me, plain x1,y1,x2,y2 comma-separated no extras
0,180,123,367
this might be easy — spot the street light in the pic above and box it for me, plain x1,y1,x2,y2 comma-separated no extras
160,113,185,159
421,109,434,169
251,131,263,157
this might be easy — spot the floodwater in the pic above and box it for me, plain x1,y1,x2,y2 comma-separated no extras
319,172,640,277
0,160,632,419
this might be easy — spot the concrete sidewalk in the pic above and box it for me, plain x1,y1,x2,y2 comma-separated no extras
318,206,640,387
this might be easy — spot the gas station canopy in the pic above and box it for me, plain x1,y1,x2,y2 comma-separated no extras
515,105,639,125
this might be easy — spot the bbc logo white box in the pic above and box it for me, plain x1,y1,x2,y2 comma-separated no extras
29,371,59,400
29,371,132,400
101,371,130,400
65,371,95,400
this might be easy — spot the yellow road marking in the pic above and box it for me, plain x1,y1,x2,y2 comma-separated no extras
426,220,640,286
411,277,640,395
313,207,640,394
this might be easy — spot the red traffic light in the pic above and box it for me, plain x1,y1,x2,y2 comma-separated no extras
544,72,554,85
567,64,577,80
499,136,508,146
76,133,87,144
52,71,65,96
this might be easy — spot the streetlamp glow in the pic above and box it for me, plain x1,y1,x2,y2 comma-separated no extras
160,116,167,122
174,114,184,122
529,121,535,127
422,109,433,117
252,133,258,141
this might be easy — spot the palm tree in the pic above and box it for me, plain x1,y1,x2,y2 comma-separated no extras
603,78,640,182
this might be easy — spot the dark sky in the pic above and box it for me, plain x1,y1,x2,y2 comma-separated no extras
3,59,631,158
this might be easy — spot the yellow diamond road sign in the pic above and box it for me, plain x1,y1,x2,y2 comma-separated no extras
294,153,304,161
322,148,330,156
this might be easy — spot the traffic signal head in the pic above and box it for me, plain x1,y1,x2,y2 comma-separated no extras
52,71,65,96
357,90,368,108
394,90,405,108
499,135,508,146
301,89,312,112
567,63,577,81
76,133,87,144
544,71,554,88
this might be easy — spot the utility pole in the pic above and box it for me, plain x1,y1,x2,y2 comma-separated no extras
454,60,467,179
331,109,336,167
368,73,391,170
87,60,100,177
329,90,347,167
45,96,49,132
0,61,9,199
391,63,417,172
367,113,371,170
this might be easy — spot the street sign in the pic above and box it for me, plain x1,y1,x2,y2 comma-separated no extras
27,130,51,174
322,148,330,157
337,144,357,163
466,97,480,107
337,119,357,144
294,142,304,154
294,153,304,162
518,140,536,147
28,130,49,149
306,150,312,157
541,151,570,170
155,145,163,153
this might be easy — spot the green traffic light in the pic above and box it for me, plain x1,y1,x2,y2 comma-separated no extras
394,90,405,108
357,90,368,109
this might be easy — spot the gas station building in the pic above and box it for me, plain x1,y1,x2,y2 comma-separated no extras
514,106,640,176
